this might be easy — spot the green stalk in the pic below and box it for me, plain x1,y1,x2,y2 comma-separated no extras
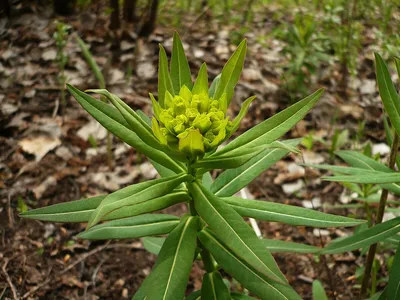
360,133,400,298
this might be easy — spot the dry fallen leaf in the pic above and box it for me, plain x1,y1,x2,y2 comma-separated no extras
18,135,61,161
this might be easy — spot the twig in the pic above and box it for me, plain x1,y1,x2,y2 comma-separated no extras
360,133,400,298
2,257,19,300
7,193,14,229
22,241,143,299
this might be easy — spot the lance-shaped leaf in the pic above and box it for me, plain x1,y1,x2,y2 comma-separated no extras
67,85,184,173
336,150,392,172
209,74,221,98
262,239,321,254
25,191,189,224
20,195,105,222
189,181,287,284
77,214,179,240
212,139,300,197
86,89,152,134
87,173,192,228
192,63,208,95
214,40,247,104
312,280,328,300
320,217,400,254
86,89,186,161
171,32,192,93
76,36,105,88
225,96,256,139
149,93,163,121
201,271,231,300
223,196,364,227
335,150,400,195
198,228,301,300
193,146,266,170
142,236,165,255
216,88,324,156
158,44,175,108
385,243,400,299
375,53,400,137
323,172,400,184
134,216,199,300
104,191,190,220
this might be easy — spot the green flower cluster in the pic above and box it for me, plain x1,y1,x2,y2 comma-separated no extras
151,86,232,158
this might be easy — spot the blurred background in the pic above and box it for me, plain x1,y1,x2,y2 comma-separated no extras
0,0,400,299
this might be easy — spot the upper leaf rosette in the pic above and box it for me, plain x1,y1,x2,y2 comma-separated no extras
150,32,254,159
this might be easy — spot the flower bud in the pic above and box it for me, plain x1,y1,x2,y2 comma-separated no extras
192,113,212,133
179,85,192,102
177,128,204,157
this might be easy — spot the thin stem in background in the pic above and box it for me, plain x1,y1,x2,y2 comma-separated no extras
360,133,400,298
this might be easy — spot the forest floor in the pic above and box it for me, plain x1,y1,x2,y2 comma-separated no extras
0,3,395,300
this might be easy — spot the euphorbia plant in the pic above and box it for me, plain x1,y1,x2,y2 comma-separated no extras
21,33,364,299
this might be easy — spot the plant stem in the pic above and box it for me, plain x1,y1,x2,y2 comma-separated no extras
201,248,215,272
359,133,400,298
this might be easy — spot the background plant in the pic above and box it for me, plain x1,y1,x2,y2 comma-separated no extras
306,54,400,299
76,35,113,169
20,33,370,299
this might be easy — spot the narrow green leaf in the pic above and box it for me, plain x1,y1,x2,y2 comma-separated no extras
216,88,324,156
198,228,301,300
77,214,179,240
320,217,400,254
149,93,163,121
158,44,175,108
67,84,184,173
104,191,190,220
201,271,231,300
20,191,189,223
87,173,192,228
336,150,392,172
386,242,400,299
136,216,199,300
86,89,163,149
192,63,208,95
214,40,247,104
263,239,321,254
76,36,105,88
20,195,105,222
223,196,364,227
335,150,400,195
226,96,256,139
312,280,328,300
193,146,266,170
212,139,300,197
323,173,400,184
142,236,165,255
375,53,400,137
189,181,287,284
202,172,213,189
171,32,192,93
209,74,221,98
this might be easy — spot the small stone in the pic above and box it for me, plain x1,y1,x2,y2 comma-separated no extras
282,179,304,195
41,49,57,61
372,143,390,156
